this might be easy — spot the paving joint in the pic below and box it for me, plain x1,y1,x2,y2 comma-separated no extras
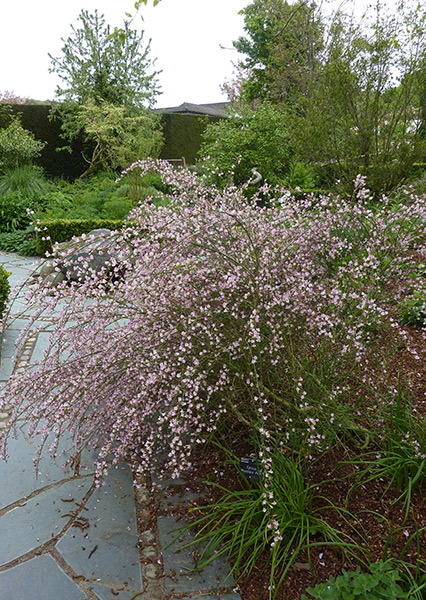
49,547,105,600
0,472,95,519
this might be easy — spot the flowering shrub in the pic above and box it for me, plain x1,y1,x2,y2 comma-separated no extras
0,90,28,104
1,160,425,484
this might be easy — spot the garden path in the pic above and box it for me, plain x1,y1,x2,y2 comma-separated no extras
0,253,241,600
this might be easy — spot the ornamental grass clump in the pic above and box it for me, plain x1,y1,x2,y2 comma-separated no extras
180,445,364,598
0,160,425,483
349,380,426,522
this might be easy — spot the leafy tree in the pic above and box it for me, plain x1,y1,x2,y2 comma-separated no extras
233,0,324,104
290,2,426,195
49,9,163,179
66,99,163,180
49,9,161,108
231,0,426,196
199,102,293,187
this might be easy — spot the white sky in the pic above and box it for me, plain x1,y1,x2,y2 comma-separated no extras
0,0,247,107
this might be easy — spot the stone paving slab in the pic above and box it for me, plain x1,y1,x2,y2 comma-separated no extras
0,253,242,600
0,424,94,509
89,582,144,600
57,465,142,592
0,359,14,381
0,477,92,565
28,330,53,363
0,554,89,600
0,328,21,359
157,515,235,594
2,317,36,331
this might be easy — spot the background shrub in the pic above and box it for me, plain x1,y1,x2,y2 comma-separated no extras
199,102,293,188
0,228,37,256
35,218,123,255
0,116,45,171
0,265,10,320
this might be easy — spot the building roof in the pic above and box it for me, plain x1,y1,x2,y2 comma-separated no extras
154,102,230,117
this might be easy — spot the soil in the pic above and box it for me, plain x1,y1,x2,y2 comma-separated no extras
139,321,426,600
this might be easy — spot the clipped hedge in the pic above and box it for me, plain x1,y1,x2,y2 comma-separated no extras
1,104,89,180
159,113,221,165
36,219,124,256
0,264,11,320
0,105,222,179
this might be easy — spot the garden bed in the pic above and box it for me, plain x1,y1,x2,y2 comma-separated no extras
149,320,426,599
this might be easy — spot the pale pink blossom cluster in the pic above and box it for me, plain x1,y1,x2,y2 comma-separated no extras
0,90,28,104
1,159,425,484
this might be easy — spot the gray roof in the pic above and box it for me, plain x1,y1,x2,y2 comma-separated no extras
154,102,230,117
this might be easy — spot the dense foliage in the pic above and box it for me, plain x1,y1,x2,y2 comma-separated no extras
0,265,10,321
0,117,46,171
49,9,160,108
49,9,163,179
199,102,292,188
233,0,323,104
229,0,426,196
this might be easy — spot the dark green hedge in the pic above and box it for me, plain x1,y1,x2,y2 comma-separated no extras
36,219,124,256
0,105,221,179
1,104,89,180
0,264,11,320
159,113,221,165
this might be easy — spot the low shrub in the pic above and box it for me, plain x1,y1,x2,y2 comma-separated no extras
0,227,37,256
0,116,45,171
35,171,136,222
301,561,407,600
0,265,10,321
0,191,35,233
35,218,123,255
100,198,133,220
0,164,51,196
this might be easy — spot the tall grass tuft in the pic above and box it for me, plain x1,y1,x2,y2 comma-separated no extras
179,444,365,599
0,164,51,196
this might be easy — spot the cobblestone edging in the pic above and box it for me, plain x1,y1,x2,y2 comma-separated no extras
0,331,38,430
135,485,165,600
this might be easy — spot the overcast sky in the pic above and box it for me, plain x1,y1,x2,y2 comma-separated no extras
0,0,247,107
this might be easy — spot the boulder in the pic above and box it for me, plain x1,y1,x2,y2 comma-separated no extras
35,228,120,286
